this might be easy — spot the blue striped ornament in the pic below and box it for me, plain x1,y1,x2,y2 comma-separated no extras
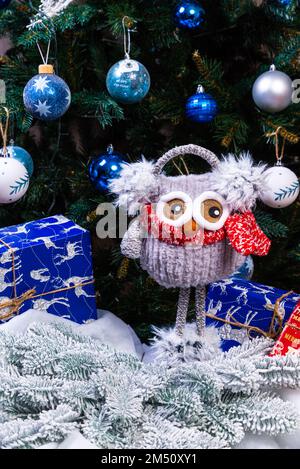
186,86,218,123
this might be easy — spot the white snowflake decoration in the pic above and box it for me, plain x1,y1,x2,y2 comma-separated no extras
34,99,52,118
33,76,50,92
28,0,75,29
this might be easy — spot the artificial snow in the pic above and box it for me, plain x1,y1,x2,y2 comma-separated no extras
236,434,281,450
276,389,300,449
39,431,97,449
0,309,142,358
57,431,98,449
1,309,299,450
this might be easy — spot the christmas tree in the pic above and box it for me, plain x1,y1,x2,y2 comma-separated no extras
0,0,300,341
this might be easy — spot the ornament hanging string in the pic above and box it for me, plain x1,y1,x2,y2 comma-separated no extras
0,107,10,156
36,40,51,65
266,126,286,165
27,6,56,67
122,16,136,59
26,8,62,164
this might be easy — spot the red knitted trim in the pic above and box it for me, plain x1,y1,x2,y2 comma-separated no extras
140,205,271,255
224,211,271,256
141,204,225,246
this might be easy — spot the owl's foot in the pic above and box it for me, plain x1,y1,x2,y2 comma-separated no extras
150,323,222,365
193,340,203,353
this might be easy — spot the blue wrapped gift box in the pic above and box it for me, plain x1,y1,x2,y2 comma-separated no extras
206,278,300,350
0,214,97,323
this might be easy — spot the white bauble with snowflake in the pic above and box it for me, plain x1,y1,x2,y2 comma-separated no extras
0,157,30,203
260,165,299,208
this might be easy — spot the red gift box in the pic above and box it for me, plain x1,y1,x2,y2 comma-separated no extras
269,302,300,356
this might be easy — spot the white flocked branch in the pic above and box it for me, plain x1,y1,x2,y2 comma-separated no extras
28,0,75,29
37,0,74,18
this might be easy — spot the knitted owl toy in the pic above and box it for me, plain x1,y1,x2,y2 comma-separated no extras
110,145,271,339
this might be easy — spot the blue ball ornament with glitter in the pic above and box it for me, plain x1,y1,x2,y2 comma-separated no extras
186,85,218,123
174,0,205,29
23,64,71,121
230,256,254,281
0,143,34,177
89,145,125,193
0,0,12,8
106,58,150,104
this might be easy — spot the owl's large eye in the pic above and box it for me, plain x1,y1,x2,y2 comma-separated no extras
156,191,193,227
164,199,186,220
193,191,229,231
201,199,223,223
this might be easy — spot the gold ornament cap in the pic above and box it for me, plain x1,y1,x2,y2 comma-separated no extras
38,64,54,74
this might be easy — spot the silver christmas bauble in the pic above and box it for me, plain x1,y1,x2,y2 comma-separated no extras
260,165,299,208
252,65,292,113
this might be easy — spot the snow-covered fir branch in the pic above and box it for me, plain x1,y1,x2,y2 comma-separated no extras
28,0,75,29
37,0,74,18
0,323,299,449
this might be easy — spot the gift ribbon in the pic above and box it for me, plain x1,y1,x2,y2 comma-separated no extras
0,238,95,321
205,290,295,339
287,322,300,333
0,288,36,320
0,107,10,156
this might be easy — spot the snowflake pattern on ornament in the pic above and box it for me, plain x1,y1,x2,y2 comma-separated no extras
23,73,71,121
33,76,50,92
34,100,52,118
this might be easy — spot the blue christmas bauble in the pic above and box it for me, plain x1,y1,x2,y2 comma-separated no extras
106,59,150,104
0,0,11,8
174,0,205,29
23,65,71,121
0,145,34,177
186,86,218,123
89,146,124,193
277,0,292,5
231,256,254,281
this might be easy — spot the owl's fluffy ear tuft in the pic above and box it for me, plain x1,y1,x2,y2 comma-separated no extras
109,158,158,216
210,152,267,212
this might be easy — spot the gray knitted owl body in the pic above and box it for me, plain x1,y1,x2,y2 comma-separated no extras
141,237,243,289
140,238,241,288
110,145,271,338
140,173,244,289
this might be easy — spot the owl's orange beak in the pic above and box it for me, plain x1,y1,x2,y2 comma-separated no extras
183,218,201,237
224,211,271,256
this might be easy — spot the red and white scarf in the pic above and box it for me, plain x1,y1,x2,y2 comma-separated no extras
140,204,271,256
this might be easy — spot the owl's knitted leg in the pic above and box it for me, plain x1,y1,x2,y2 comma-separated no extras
195,286,206,337
175,288,190,337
